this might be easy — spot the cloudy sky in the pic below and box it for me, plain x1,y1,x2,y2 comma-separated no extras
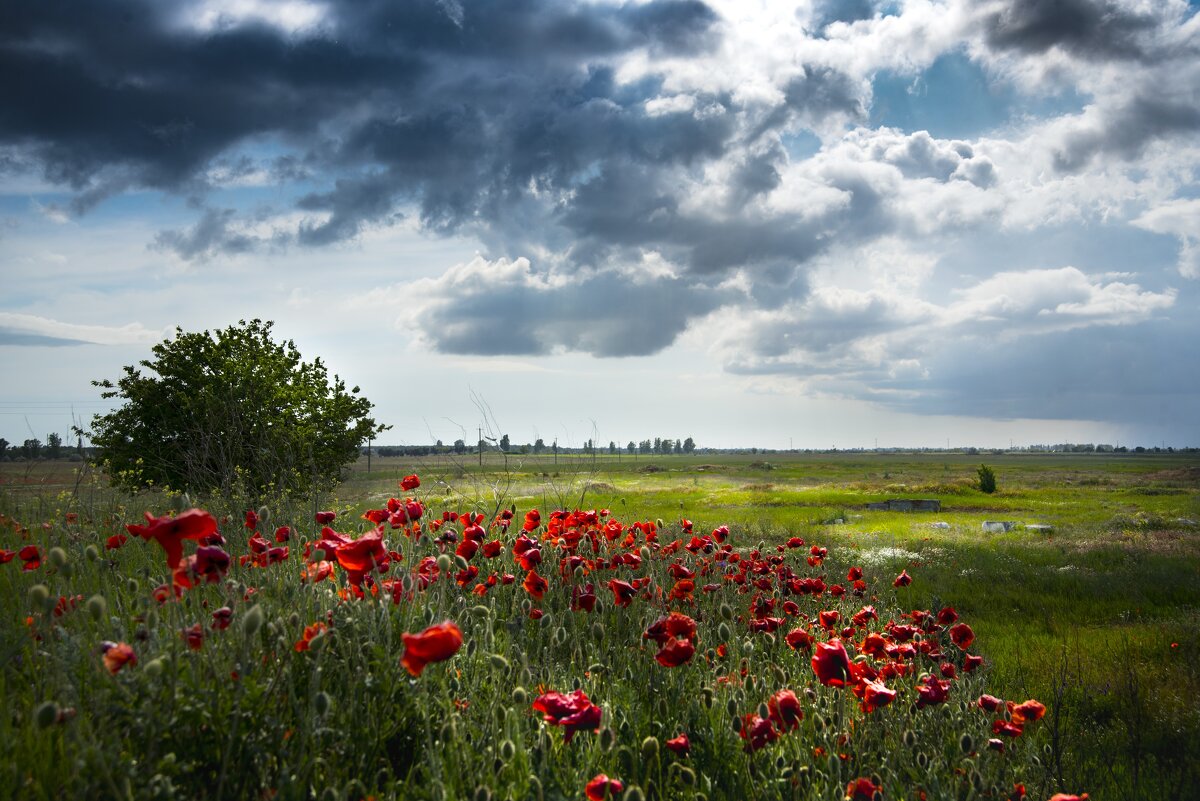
2,0,1198,450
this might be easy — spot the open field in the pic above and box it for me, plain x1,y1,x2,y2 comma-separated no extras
1,451,1197,800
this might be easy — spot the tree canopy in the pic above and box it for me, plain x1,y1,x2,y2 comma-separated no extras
91,319,386,496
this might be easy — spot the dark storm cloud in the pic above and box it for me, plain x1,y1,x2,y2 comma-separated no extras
152,207,257,261
981,0,1159,61
1052,95,1200,173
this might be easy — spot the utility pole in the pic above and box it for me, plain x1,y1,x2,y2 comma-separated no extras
553,438,558,465
367,435,372,472
478,427,483,467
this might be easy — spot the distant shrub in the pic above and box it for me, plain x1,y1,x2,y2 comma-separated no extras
977,464,997,494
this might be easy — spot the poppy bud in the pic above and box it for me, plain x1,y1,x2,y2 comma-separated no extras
512,687,528,705
701,688,714,709
599,727,616,752
144,657,166,678
499,739,516,761
726,697,739,718
617,746,635,774
29,584,50,608
591,622,605,640
34,701,60,729
455,555,469,571
640,546,651,562
729,716,743,734
127,578,139,594
437,554,453,575
538,611,553,627
641,736,659,757
473,787,492,801
471,605,491,618
308,631,327,651
256,506,270,525
718,622,732,641
242,605,265,637
424,606,436,624
622,788,645,801
289,612,301,629
916,752,928,769
314,691,331,716
85,545,99,561
960,734,974,754
743,638,755,654
903,729,917,748
520,598,531,614
674,765,696,786
489,654,510,671
757,702,770,719
86,594,107,621
588,662,605,675
528,776,544,801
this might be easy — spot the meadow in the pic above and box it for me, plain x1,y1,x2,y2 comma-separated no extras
1,450,1196,801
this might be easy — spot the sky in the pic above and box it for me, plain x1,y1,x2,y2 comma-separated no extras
1,0,1198,451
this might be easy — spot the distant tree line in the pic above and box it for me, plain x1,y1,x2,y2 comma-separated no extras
0,433,89,461
363,436,698,457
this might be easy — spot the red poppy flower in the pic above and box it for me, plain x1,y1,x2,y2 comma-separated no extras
854,678,897,713
978,694,1004,712
585,774,624,801
104,534,128,550
532,690,603,743
608,579,637,607
993,719,1024,737
665,733,691,756
315,511,336,524
99,641,137,674
182,624,205,651
893,570,912,587
811,639,854,687
768,689,804,731
523,509,541,532
655,636,696,667
0,549,15,564
949,623,975,650
523,569,548,600
819,610,841,629
644,612,698,645
571,583,597,613
916,676,950,708
482,540,504,558
126,509,218,570
294,622,327,653
786,627,815,651
19,545,42,571
328,529,390,586
739,713,780,752
211,606,233,630
400,621,463,676
244,510,259,530
400,474,421,491
846,777,881,800
963,654,984,672
847,566,863,581
1047,795,1089,801
1011,699,1046,724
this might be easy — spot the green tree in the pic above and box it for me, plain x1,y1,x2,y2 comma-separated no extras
977,464,997,494
533,438,545,454
46,432,63,459
0,438,8,458
453,439,466,454
90,319,386,496
21,439,42,459
499,433,511,452
682,436,696,453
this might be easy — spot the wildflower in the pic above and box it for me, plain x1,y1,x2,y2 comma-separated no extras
811,639,855,687
182,624,204,651
893,570,912,587
523,570,548,600
532,689,603,743
315,511,336,524
1047,795,1089,801
916,676,950,708
401,621,463,676
211,606,233,630
126,509,218,570
104,534,128,550
846,777,881,800
768,689,804,731
1011,699,1046,724
608,579,637,607
19,545,42,571
739,713,780,752
99,641,137,674
655,637,696,667
400,474,421,490
855,678,898,713
949,623,975,650
585,774,624,801
294,622,327,653
665,733,690,756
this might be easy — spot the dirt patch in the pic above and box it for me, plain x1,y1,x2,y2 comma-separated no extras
638,465,663,474
748,461,775,471
694,464,722,471
583,481,616,493
742,483,775,492
1143,467,1200,486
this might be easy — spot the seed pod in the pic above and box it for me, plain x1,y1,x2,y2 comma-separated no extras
903,729,917,748
591,622,605,640
757,702,770,719
436,554,454,575
717,622,732,642
489,654,510,671
599,727,616,752
960,734,974,754
29,584,50,608
641,736,659,758
49,547,68,568
34,701,60,729
85,545,99,561
471,605,492,618
314,691,331,716
242,605,265,637
512,687,528,705
86,595,107,621
725,697,739,718
719,602,733,620
729,716,743,734
144,658,166,678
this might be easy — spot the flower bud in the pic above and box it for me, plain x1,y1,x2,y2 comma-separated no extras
641,736,659,758
242,605,265,637
34,701,60,729
314,691,331,716
29,584,50,608
85,545,99,561
86,594,107,621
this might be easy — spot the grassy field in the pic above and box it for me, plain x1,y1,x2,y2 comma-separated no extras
1,451,1197,800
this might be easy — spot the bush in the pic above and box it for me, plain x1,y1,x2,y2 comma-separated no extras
977,463,997,494
90,319,386,496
